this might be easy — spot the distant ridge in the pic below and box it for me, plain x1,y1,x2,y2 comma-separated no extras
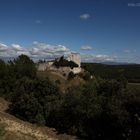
0,57,139,65
81,61,139,65
100,61,138,65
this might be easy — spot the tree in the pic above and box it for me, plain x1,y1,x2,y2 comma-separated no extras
0,59,7,78
0,59,8,95
10,77,60,125
13,54,37,78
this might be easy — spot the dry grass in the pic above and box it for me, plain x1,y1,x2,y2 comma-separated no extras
37,70,85,93
0,97,77,140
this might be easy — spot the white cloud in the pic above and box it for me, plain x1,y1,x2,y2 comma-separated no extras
124,49,137,53
11,44,30,56
81,45,93,50
0,42,71,60
0,43,8,52
128,3,140,7
124,49,130,53
35,20,41,24
33,41,38,44
11,44,24,51
80,13,91,20
81,54,116,62
0,42,117,63
30,43,70,59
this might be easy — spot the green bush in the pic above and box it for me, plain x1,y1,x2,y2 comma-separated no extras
53,56,78,68
10,77,60,125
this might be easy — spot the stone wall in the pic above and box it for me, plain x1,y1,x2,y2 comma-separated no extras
37,62,53,71
38,63,48,71
49,66,81,75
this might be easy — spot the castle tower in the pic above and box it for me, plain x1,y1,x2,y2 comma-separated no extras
68,53,81,67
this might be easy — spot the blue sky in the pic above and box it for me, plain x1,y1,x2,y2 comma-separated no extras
0,0,140,63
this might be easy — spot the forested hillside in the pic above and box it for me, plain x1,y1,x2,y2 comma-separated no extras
0,55,140,140
82,63,140,83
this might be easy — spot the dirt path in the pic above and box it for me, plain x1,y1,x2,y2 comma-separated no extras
0,98,76,140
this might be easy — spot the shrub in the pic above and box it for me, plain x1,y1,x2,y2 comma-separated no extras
68,71,75,80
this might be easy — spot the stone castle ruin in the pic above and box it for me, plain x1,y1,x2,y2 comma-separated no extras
38,53,81,74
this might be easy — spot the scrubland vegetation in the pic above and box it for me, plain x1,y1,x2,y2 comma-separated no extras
0,55,140,139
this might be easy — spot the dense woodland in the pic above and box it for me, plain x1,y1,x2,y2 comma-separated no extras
82,63,140,83
0,55,140,140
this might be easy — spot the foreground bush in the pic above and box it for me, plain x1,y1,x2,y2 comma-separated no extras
10,77,60,125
